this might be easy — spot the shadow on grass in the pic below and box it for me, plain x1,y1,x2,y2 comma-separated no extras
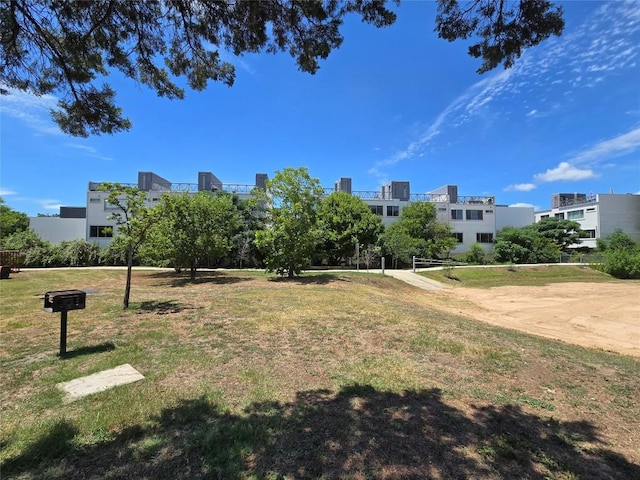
136,300,186,315
150,270,254,288
269,273,351,285
3,385,638,479
61,342,115,359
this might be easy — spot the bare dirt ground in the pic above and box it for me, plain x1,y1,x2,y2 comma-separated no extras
437,282,640,358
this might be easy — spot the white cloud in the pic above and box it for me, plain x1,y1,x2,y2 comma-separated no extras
566,127,640,166
504,183,536,192
0,188,17,196
534,162,599,182
65,143,113,161
0,87,62,135
509,202,538,210
526,109,537,117
40,200,63,211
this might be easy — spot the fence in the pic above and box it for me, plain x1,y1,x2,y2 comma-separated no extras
412,257,468,272
0,250,22,272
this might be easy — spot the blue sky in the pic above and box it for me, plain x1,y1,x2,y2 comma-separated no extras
1,0,639,217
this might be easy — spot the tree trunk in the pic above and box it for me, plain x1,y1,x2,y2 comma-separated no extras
123,250,133,309
190,261,196,281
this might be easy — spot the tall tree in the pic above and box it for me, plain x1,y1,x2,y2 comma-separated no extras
532,217,583,252
255,167,324,277
0,197,29,239
99,183,158,309
155,191,241,280
1,1,564,136
394,202,457,259
494,225,560,264
317,191,383,265
436,0,564,73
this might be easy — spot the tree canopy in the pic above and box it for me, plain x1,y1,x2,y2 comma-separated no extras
1,0,564,136
0,197,29,239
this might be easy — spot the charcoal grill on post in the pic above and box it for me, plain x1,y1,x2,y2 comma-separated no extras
44,290,86,356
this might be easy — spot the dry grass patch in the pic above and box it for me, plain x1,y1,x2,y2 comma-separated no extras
1,268,638,479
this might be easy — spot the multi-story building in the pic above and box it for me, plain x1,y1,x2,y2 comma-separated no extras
29,206,87,244
32,170,534,255
534,192,640,249
333,178,533,254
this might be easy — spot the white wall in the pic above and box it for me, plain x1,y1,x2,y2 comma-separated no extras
29,217,86,244
597,194,640,241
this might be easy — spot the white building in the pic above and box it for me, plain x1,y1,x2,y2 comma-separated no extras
534,192,640,249
29,207,87,244
334,179,534,254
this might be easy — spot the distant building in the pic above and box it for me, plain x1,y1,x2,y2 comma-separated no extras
534,192,640,249
29,206,86,244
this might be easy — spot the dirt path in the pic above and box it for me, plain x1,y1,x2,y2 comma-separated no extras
437,282,640,358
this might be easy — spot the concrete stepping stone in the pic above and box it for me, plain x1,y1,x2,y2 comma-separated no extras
57,363,144,402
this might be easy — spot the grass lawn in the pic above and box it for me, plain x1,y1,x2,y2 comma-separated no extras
1,267,638,479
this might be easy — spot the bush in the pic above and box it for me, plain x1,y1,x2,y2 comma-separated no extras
464,243,486,265
59,240,100,266
598,249,640,279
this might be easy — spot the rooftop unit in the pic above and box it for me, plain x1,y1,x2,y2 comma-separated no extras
381,181,410,201
198,171,223,192
334,177,352,194
138,172,171,191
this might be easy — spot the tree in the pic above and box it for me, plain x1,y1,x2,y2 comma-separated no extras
317,191,383,265
1,1,564,136
99,183,158,309
255,167,324,278
532,218,582,252
154,191,241,281
1,0,396,136
0,197,29,239
493,225,559,264
436,0,564,73
361,244,381,272
231,194,267,269
597,229,637,252
595,229,640,279
381,222,417,269
394,202,457,259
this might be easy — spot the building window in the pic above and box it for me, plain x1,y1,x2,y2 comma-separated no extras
567,209,584,220
581,229,596,239
586,207,596,212
104,200,120,210
369,205,383,216
89,197,101,204
453,232,463,243
540,215,550,219
89,226,113,238
387,205,399,217
476,233,493,243
466,209,483,220
451,209,463,220
485,209,494,214
555,213,565,219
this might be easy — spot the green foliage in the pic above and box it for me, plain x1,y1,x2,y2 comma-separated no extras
231,195,267,268
494,226,560,264
0,197,29,239
533,218,583,252
153,192,241,280
0,229,59,267
99,236,129,266
381,202,456,267
254,167,324,277
99,183,159,308
317,191,383,265
59,239,100,267
594,230,640,279
436,0,564,73
1,1,396,136
464,243,486,265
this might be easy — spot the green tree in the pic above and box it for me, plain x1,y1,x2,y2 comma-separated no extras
494,226,560,264
99,183,158,309
59,239,100,267
595,230,640,279
317,191,383,265
1,1,564,136
231,194,267,269
394,202,457,259
532,218,583,252
255,167,324,277
597,229,637,252
464,242,486,265
436,0,564,73
381,222,418,269
154,191,241,281
0,197,29,239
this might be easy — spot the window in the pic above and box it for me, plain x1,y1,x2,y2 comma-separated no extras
567,209,584,220
485,209,494,214
89,226,113,238
555,213,565,219
466,209,483,220
89,197,101,204
581,229,596,238
104,200,120,210
540,215,550,219
451,209,463,220
387,205,399,217
476,233,493,243
369,205,383,216
453,232,463,243
586,207,596,212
